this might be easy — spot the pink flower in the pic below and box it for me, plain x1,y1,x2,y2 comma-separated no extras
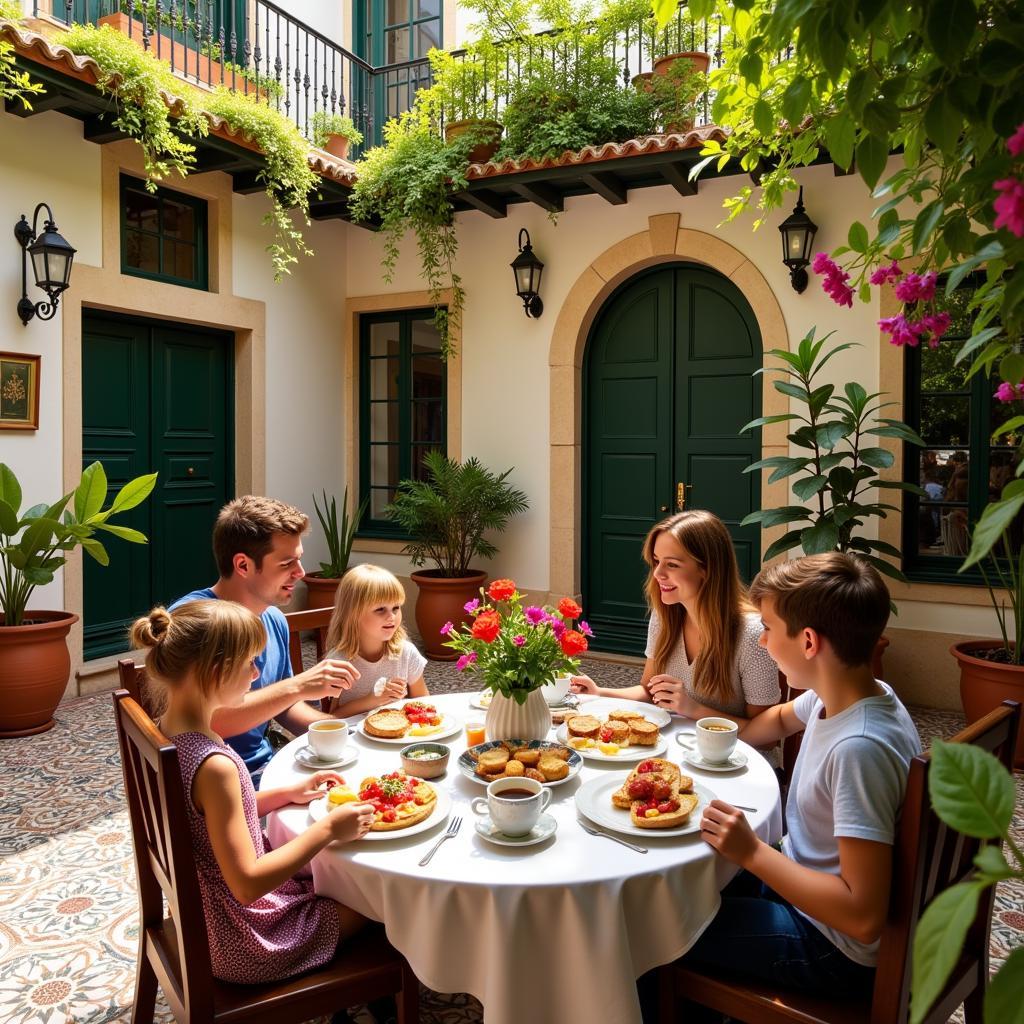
464,598,480,614
994,178,1024,238
994,382,1024,403
550,619,566,639
812,252,837,274
439,620,454,635
879,314,921,348
1008,123,1024,158
456,651,478,671
894,271,938,304
869,261,903,286
918,312,951,348
578,620,594,637
524,606,545,625
513,634,526,647
813,252,854,307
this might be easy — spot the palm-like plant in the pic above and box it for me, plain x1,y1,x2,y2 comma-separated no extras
312,487,367,579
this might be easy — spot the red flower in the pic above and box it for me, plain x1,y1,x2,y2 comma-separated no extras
471,609,502,643
559,629,588,656
488,579,517,601
558,597,582,619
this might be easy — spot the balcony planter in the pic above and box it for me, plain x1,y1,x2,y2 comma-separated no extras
303,572,342,611
653,51,711,77
0,612,78,737
951,640,1024,767
323,132,352,161
411,570,488,660
443,119,503,164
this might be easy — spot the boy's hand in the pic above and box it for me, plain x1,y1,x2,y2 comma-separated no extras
647,674,699,717
285,771,346,805
382,677,407,701
569,674,598,694
700,799,760,868
327,801,376,843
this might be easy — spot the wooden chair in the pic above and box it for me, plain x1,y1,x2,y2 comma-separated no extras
659,699,1021,1024
113,689,419,1024
118,657,164,720
284,606,332,677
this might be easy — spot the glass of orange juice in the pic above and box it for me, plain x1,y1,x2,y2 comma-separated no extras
465,721,486,746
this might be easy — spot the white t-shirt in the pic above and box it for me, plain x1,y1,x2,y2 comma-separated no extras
644,611,780,715
784,683,922,966
325,638,427,713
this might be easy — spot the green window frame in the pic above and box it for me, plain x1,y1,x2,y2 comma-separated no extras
120,174,208,290
901,277,1013,584
358,309,447,538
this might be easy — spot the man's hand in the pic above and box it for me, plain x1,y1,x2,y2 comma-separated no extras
700,799,761,868
292,658,360,701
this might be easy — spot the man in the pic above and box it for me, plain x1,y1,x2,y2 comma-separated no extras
171,495,358,779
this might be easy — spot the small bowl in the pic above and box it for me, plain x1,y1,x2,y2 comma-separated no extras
399,742,451,779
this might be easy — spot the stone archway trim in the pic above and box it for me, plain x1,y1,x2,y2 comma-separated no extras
549,213,791,598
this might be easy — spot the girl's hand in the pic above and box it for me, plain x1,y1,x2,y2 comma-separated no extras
286,771,346,805
382,677,407,701
700,799,760,868
569,674,598,694
327,801,376,843
646,674,698,717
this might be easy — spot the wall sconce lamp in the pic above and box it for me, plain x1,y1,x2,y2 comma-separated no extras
15,203,76,326
778,187,817,294
511,228,544,318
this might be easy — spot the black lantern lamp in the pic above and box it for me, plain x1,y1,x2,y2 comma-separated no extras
778,186,817,293
511,228,544,318
15,203,76,326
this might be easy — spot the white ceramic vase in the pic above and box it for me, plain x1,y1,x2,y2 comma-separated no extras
484,688,553,741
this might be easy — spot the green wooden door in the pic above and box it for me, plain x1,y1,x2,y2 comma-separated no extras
583,264,762,656
82,313,233,659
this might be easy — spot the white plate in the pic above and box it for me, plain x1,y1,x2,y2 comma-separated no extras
308,786,452,841
575,699,672,728
575,774,714,838
470,690,578,712
294,744,359,771
675,738,748,773
458,739,583,787
356,702,461,744
474,812,557,847
555,723,667,762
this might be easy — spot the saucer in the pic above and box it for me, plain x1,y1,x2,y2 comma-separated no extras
294,743,359,770
474,812,557,847
675,739,747,772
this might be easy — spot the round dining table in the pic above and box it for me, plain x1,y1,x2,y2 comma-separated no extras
263,692,783,1024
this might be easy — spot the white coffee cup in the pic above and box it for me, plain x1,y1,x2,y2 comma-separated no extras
542,673,572,705
308,719,349,760
472,775,552,836
695,717,738,764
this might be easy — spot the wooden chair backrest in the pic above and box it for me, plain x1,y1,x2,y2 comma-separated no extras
113,690,216,1021
870,699,1020,1024
284,606,333,676
118,657,165,720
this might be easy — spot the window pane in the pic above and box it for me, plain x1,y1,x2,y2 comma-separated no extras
124,230,159,273
162,239,196,281
370,487,395,520
410,444,441,481
369,322,400,358
412,401,444,444
162,200,194,240
412,355,443,399
386,0,408,26
386,27,412,62
416,0,440,17
919,338,969,393
416,22,441,55
369,444,400,489
125,190,158,231
369,356,400,400
989,447,1021,500
411,318,441,354
369,400,400,443
920,396,970,446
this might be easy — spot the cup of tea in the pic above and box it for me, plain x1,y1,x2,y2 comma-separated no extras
542,673,573,705
308,719,349,760
471,775,551,836
695,717,738,764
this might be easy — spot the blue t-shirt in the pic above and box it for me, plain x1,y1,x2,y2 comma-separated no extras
169,588,292,776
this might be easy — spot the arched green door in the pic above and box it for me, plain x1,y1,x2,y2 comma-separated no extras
583,263,763,655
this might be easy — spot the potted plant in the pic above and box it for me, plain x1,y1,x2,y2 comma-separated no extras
310,111,364,161
443,579,592,739
740,329,927,676
0,461,157,736
645,57,706,133
644,4,710,77
303,488,367,610
385,451,529,659
428,47,504,164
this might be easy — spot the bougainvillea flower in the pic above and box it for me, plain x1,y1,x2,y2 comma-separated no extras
918,312,952,348
995,382,1024,403
812,252,854,307
1008,123,1024,158
869,261,903,286
878,314,921,347
488,579,516,601
994,178,1024,238
894,271,938,304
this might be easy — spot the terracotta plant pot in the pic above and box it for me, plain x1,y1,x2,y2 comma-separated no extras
323,133,351,161
485,688,553,742
653,51,712,76
0,611,78,737
303,572,342,611
411,569,487,660
951,640,1024,767
443,119,503,164
631,71,654,92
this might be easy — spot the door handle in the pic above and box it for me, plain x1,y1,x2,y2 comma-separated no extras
676,482,692,512
659,505,669,513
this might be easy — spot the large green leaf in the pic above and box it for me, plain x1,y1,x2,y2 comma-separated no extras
80,537,110,566
816,421,849,450
859,447,895,469
973,844,1017,882
848,221,869,254
741,507,813,528
912,199,945,255
856,132,889,190
0,465,21,517
763,530,805,562
910,882,984,1024
984,947,1024,1024
110,472,158,514
94,523,149,544
801,520,840,554
792,475,828,500
925,0,977,67
739,413,805,432
929,740,1014,838
74,461,108,523
961,491,1024,568
651,0,681,30
924,90,960,154
0,499,18,537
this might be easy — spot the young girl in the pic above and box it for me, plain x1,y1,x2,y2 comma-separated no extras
130,599,376,985
323,563,429,716
571,510,780,727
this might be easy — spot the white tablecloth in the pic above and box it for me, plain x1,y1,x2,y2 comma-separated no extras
264,693,782,1024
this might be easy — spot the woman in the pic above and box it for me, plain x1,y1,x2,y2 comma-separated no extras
572,510,779,726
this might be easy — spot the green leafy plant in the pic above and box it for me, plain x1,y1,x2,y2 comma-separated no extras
741,329,925,580
910,739,1023,1024
645,58,706,132
384,450,529,578
0,0,44,109
312,487,368,579
310,111,363,150
0,462,157,627
62,23,209,186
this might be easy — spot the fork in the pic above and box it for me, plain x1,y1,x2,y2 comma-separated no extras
579,821,647,854
418,815,462,866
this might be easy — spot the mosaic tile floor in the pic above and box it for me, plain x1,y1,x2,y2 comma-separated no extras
1,657,1020,1023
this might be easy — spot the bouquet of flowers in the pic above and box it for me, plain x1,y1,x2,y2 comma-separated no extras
441,579,593,704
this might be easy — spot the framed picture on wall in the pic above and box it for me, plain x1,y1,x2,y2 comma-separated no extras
0,352,40,430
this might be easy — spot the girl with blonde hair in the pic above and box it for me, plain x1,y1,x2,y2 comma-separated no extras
572,510,779,725
324,563,429,715
130,599,375,985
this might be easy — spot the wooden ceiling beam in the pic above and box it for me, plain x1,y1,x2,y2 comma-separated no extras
660,161,698,196
580,170,628,205
454,189,508,218
508,181,563,213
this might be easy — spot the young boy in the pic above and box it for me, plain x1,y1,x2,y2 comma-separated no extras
685,552,922,995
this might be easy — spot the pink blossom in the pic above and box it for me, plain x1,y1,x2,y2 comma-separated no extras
1008,123,1024,158
513,634,526,647
812,252,838,275
813,252,854,307
879,314,921,348
869,261,903,286
578,620,594,637
995,382,1024,403
464,598,480,614
456,651,478,671
918,312,951,348
439,620,454,635
550,619,566,639
894,271,938,304
524,606,545,625
994,178,1024,238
